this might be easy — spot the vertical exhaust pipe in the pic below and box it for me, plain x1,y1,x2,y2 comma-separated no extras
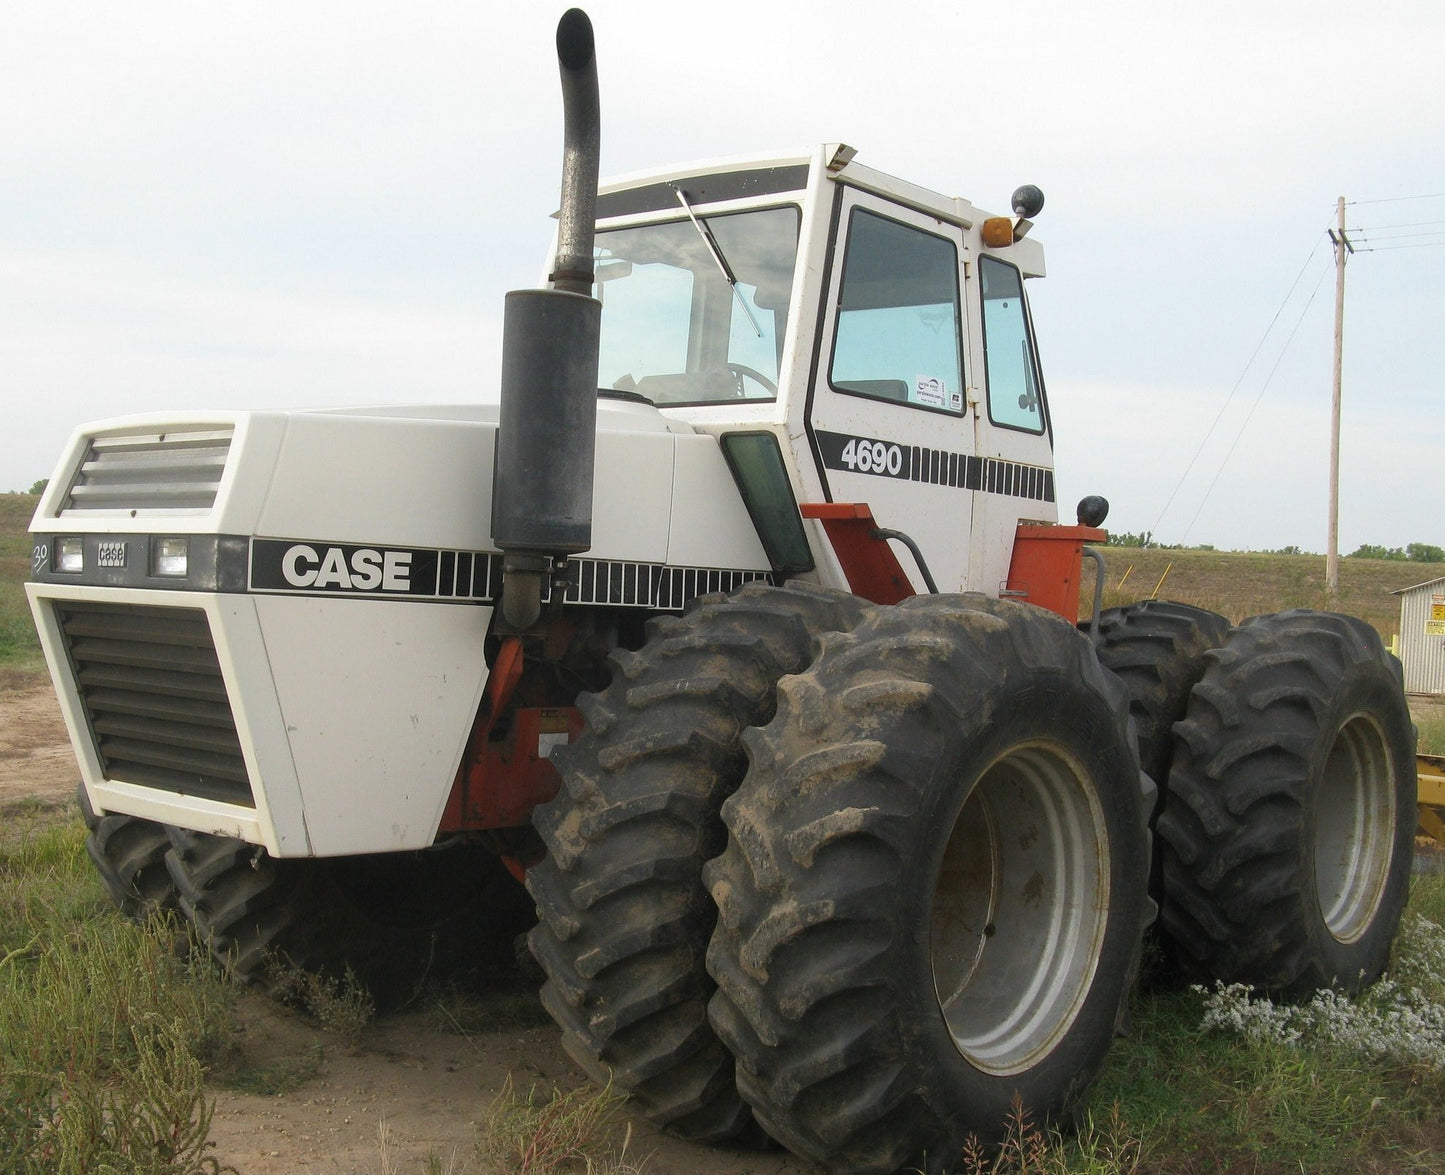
551,8,600,296
491,8,602,629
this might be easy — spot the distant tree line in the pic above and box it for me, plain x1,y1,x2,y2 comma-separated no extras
6,479,48,494
1348,542,1445,564
1105,531,1445,563
1107,531,1303,556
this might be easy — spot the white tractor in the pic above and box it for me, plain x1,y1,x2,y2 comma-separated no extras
27,10,1415,1173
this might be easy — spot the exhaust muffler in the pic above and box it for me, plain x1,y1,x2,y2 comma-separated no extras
491,8,602,629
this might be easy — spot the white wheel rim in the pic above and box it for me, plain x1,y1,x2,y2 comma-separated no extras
1315,712,1396,945
930,741,1111,1076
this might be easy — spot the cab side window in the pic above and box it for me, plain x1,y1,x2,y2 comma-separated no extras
828,209,965,415
980,256,1045,434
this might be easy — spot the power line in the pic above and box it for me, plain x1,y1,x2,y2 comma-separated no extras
1353,228,1445,241
1355,241,1445,252
1350,218,1445,231
1179,267,1331,544
1147,234,1328,539
1347,193,1445,206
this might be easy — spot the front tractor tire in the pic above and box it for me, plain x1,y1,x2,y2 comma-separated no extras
165,833,534,1006
78,784,179,921
525,581,868,1143
1157,610,1416,994
704,595,1153,1174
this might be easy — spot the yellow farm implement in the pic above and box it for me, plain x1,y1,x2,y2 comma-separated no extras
1418,754,1445,846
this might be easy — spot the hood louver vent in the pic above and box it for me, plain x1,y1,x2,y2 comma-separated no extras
60,428,232,515
57,601,254,808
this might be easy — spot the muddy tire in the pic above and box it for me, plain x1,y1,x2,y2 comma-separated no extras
526,581,868,1143
165,831,533,1006
79,783,179,920
1157,610,1415,994
704,594,1153,1173
1088,601,1232,784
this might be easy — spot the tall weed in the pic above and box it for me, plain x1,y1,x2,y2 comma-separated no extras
480,1076,647,1174
0,816,232,1174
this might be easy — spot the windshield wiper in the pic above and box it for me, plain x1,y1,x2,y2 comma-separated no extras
673,187,764,338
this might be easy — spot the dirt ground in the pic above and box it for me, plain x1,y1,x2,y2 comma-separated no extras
0,676,814,1175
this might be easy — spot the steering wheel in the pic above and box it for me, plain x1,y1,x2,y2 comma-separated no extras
716,362,778,397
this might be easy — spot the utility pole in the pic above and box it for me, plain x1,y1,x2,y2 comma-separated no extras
1326,196,1351,609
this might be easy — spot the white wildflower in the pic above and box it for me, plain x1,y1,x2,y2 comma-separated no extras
1193,915,1445,1071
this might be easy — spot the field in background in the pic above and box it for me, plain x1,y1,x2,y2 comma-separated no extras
0,495,43,680
1090,544,1437,640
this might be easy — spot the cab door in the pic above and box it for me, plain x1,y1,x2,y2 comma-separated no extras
804,190,976,592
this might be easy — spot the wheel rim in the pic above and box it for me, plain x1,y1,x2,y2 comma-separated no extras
930,741,1110,1076
1314,712,1396,945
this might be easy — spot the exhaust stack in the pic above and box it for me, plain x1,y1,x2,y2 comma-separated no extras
491,8,602,629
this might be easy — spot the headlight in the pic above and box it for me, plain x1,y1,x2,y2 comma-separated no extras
56,537,84,573
154,537,188,577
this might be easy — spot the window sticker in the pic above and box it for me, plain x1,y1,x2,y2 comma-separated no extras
913,375,946,409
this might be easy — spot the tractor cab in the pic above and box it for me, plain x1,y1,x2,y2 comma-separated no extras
587,146,1064,604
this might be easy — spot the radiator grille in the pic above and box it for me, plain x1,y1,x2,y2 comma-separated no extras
57,602,254,807
60,429,233,514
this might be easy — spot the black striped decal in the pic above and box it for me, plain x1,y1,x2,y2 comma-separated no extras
249,539,769,611
816,430,1054,503
560,562,771,610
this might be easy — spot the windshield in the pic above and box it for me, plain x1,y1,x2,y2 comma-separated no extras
593,206,800,405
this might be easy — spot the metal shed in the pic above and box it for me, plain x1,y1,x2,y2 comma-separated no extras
1393,574,1445,695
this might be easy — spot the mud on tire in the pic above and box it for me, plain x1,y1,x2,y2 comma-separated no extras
526,580,868,1143
1157,610,1416,994
1088,601,1232,914
1088,601,1232,784
704,594,1154,1174
165,831,534,1007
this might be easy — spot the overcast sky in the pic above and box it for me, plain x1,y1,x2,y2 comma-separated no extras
2,0,1441,552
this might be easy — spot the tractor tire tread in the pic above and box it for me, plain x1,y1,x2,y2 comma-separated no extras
526,580,867,1143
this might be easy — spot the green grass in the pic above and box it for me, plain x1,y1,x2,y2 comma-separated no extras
218,1045,323,1097
0,494,42,671
426,975,554,1035
0,812,233,1174
1415,703,1445,756
1066,877,1445,1175
479,1076,647,1175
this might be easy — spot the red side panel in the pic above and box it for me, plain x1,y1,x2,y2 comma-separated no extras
438,705,583,832
437,634,582,833
800,502,915,605
1005,524,1106,622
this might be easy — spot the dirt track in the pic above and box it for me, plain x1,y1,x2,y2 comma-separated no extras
0,674,77,812
0,678,814,1175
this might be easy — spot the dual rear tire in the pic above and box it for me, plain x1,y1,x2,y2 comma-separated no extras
524,581,868,1141
1157,610,1415,994
703,594,1153,1173
531,591,1414,1172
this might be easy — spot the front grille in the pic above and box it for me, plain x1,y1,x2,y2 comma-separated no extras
60,428,233,515
56,602,255,807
